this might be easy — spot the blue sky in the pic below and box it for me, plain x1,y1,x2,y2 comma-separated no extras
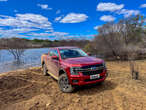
0,0,145,40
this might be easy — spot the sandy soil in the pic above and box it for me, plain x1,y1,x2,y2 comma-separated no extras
0,61,146,110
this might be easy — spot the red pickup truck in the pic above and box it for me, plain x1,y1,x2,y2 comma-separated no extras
41,46,107,92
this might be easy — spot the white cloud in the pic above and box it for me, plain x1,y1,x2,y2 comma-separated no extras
51,32,69,36
0,0,8,1
0,13,76,40
29,31,68,37
28,31,69,40
0,13,74,40
29,32,51,37
0,13,52,29
118,9,140,18
28,31,94,40
0,28,35,38
0,13,53,38
60,13,88,23
37,4,52,10
140,4,146,8
55,16,62,21
0,13,92,40
8,28,38,33
16,14,49,24
97,2,124,12
62,34,94,40
97,2,140,18
100,15,115,22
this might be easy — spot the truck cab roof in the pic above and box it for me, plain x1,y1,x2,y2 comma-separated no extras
50,46,78,50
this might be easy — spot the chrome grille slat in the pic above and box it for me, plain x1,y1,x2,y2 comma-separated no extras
73,66,104,72
82,69,104,76
73,63,105,76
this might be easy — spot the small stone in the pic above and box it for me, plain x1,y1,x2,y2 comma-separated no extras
46,102,51,107
72,98,80,103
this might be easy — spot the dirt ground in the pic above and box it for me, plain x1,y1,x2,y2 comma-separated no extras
0,61,146,110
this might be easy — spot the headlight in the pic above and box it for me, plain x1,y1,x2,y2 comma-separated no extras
70,67,80,75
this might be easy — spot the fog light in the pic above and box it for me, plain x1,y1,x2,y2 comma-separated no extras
72,80,78,83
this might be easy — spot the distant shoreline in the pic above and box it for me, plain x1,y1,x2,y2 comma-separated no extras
0,47,49,50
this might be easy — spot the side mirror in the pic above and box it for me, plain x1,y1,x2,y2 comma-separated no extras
51,56,59,60
87,52,92,56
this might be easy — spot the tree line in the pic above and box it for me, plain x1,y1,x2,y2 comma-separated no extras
84,15,146,80
85,15,146,60
0,38,89,62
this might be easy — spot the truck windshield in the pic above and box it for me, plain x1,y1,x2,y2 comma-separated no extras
59,48,88,59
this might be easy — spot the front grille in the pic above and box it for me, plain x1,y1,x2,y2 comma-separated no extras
72,63,104,72
84,76,103,82
82,69,103,76
81,63,104,76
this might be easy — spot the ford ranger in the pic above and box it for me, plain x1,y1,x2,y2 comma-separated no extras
41,46,107,93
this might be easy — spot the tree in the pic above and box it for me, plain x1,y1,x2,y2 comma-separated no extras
97,22,124,60
93,15,145,79
84,43,96,55
4,38,28,62
118,15,145,80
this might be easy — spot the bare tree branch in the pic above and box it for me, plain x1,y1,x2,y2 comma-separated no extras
4,38,28,62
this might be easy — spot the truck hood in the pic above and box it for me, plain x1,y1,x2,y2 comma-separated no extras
62,56,103,66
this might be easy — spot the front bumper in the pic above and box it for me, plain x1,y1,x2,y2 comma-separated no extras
69,70,107,86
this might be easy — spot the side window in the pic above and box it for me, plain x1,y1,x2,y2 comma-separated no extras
49,49,59,57
53,49,59,57
49,50,53,56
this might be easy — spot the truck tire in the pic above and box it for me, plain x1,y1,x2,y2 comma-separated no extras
42,64,48,76
58,74,74,93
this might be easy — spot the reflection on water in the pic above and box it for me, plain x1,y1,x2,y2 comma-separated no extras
0,48,49,73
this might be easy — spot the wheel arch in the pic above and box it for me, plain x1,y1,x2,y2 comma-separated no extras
42,61,45,68
59,69,66,76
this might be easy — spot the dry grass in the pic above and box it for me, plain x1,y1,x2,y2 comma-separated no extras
0,61,146,110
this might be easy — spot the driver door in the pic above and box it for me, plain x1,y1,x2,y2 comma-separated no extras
47,49,60,78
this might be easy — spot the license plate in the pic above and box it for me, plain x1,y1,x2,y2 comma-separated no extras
90,74,100,79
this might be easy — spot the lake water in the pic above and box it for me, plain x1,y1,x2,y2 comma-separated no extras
0,48,49,73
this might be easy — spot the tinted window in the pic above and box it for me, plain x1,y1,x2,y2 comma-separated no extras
49,49,59,57
59,48,88,59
